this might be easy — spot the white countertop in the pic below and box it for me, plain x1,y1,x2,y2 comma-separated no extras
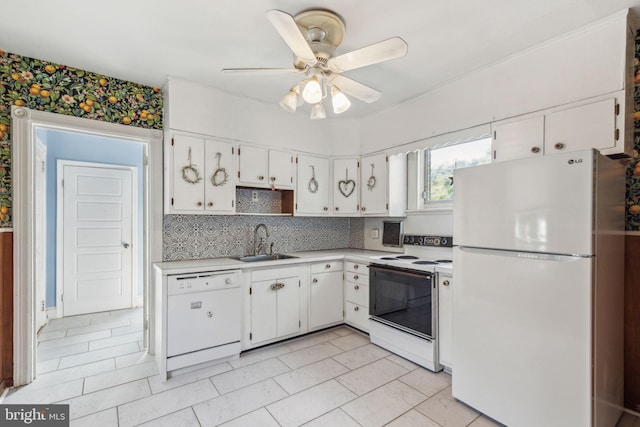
153,248,398,275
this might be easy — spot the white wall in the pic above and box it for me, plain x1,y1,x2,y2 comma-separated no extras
359,10,630,154
165,77,361,156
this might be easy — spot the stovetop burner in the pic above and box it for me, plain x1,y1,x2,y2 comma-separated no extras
380,257,398,260
435,259,453,263
413,260,437,265
396,255,419,260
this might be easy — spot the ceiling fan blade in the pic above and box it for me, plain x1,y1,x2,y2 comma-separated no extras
329,75,381,103
221,68,304,75
327,37,408,73
266,9,317,66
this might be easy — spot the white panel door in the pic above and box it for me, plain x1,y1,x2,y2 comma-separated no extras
492,115,544,162
453,149,594,255
360,153,388,215
309,271,343,330
268,149,293,189
296,154,330,215
332,158,360,215
238,144,267,186
276,276,300,337
204,139,235,213
171,134,205,211
35,143,47,330
62,164,134,316
452,247,591,427
250,279,277,344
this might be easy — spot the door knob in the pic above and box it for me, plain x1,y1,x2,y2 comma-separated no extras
122,242,130,249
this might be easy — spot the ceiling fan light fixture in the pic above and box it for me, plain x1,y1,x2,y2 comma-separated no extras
310,102,326,120
302,75,323,104
330,84,351,114
279,86,299,113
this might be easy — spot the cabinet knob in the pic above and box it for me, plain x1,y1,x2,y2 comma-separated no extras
554,143,565,150
325,264,331,269
531,146,540,154
197,201,203,206
354,306,359,312
353,275,359,280
354,264,359,269
207,202,213,207
335,207,339,211
312,278,318,283
323,207,328,211
361,207,366,212
354,285,359,290
258,175,264,180
270,176,276,182
443,280,450,286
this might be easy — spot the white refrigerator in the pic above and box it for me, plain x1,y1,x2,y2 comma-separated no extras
452,149,624,427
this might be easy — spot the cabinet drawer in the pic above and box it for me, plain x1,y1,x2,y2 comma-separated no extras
345,282,368,307
345,272,368,286
252,266,300,282
345,302,369,332
311,261,343,274
345,261,367,274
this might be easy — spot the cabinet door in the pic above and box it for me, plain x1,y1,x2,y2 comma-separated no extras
238,144,268,186
170,134,205,211
276,276,300,337
545,98,616,154
492,115,544,162
309,270,344,330
269,149,294,189
204,139,235,213
360,153,388,215
332,158,360,215
296,154,330,215
250,279,278,344
438,274,453,369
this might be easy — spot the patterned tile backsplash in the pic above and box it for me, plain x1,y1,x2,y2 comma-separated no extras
163,215,365,261
236,188,282,214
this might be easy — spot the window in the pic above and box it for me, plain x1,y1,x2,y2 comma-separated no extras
424,137,492,202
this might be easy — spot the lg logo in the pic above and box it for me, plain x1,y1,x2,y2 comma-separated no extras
568,159,583,165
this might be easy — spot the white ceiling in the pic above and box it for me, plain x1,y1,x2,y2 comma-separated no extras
2,0,640,118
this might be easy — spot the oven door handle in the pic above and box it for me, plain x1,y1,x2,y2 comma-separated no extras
368,264,433,279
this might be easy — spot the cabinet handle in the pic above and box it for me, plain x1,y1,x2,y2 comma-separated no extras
353,275,359,280
361,207,366,212
531,146,540,154
270,283,278,290
554,143,565,150
325,264,331,269
443,280,450,286
197,201,203,206
354,285,359,290
354,264,359,269
270,176,276,182
323,207,328,211
258,175,264,180
207,202,213,207
312,278,318,283
354,306,359,311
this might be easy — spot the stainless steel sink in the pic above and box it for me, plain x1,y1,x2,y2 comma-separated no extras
230,254,298,262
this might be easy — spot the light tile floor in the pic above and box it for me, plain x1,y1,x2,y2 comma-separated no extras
3,307,640,427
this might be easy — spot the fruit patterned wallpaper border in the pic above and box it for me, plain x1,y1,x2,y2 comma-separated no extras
0,49,163,227
625,30,640,230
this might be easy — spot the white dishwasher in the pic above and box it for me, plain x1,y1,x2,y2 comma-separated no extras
166,269,242,374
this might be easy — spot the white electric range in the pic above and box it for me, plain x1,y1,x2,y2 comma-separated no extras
368,235,453,372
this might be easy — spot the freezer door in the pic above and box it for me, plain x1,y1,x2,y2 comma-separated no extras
452,247,592,427
453,149,594,255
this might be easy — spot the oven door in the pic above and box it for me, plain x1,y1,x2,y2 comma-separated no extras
369,264,435,340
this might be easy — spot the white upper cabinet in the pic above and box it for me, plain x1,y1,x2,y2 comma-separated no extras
296,154,330,215
492,115,544,162
360,153,388,216
165,133,235,214
545,97,618,155
238,144,293,189
332,157,360,215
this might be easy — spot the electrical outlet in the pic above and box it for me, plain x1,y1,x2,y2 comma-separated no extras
371,228,380,239
252,191,258,201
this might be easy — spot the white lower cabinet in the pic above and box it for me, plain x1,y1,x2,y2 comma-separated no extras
248,267,302,347
344,261,370,332
438,272,453,371
309,261,344,330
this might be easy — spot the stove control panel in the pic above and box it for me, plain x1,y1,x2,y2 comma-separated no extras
403,235,453,247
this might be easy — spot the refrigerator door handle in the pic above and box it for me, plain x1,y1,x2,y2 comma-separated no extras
456,246,593,261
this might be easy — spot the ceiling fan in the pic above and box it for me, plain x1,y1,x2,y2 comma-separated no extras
222,9,408,119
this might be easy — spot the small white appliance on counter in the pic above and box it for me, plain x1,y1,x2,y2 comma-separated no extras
453,149,624,427
155,269,242,381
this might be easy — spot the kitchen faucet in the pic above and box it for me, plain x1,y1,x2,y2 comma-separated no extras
253,223,269,255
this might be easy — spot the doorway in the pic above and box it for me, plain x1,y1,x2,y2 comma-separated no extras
11,106,163,386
